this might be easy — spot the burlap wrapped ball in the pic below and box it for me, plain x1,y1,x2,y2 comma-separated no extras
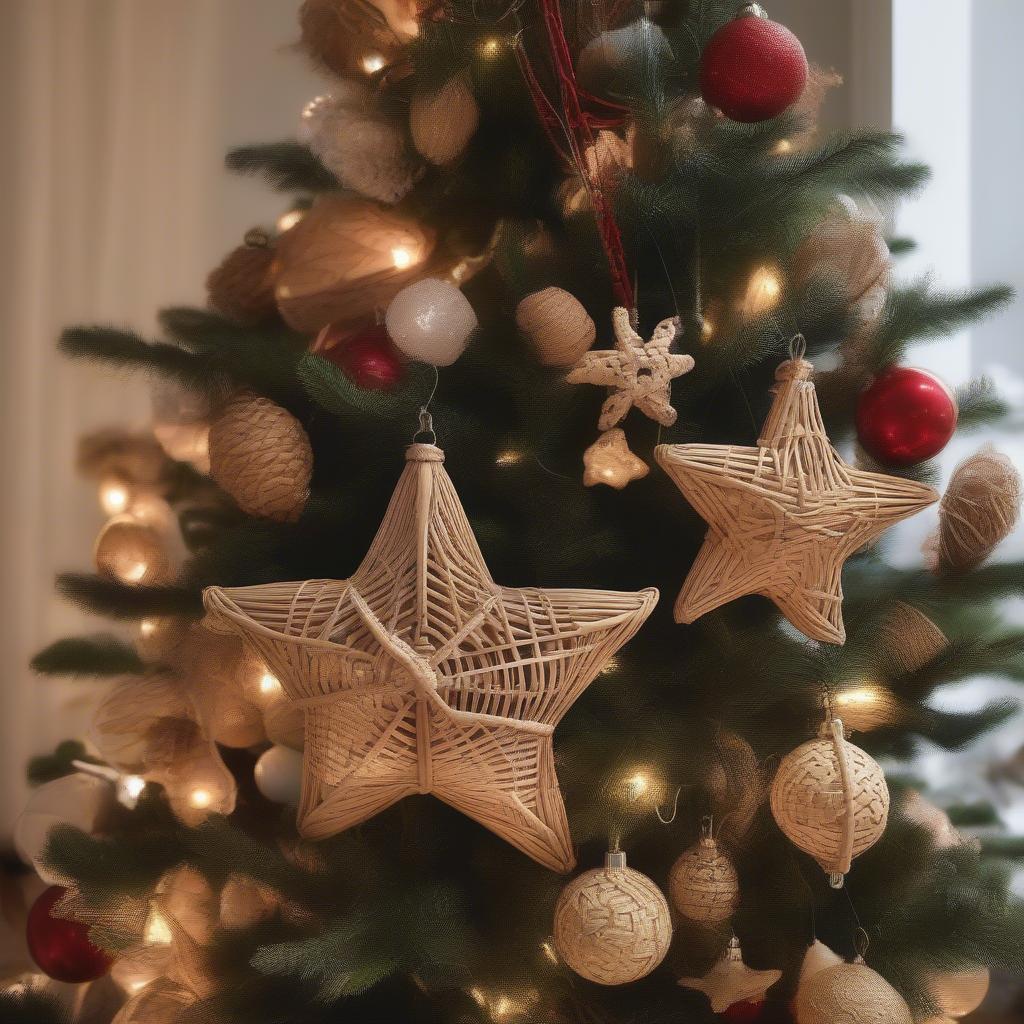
410,75,480,165
304,82,423,203
553,852,672,985
796,958,912,1024
274,195,436,332
770,725,889,884
298,0,418,78
928,968,990,1018
208,393,312,523
935,446,1022,572
94,515,172,586
206,229,279,325
515,287,596,366
668,836,739,926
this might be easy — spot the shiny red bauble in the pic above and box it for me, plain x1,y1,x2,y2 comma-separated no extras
26,885,113,983
856,366,958,466
700,5,808,123
720,1000,765,1022
317,324,406,390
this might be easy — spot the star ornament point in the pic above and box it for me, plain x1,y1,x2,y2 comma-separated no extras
567,307,694,429
678,938,782,1014
203,443,657,872
656,356,938,645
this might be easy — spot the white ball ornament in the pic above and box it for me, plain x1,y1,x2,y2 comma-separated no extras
254,745,304,805
385,278,477,366
553,848,672,985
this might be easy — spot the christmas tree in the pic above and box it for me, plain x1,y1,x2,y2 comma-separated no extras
8,2,1024,1022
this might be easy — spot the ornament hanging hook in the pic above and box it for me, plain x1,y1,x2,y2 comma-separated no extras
788,333,807,362
654,785,682,824
413,366,440,445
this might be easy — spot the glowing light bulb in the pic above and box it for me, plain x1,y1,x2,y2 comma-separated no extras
122,560,149,583
773,138,793,155
492,995,514,1019
624,773,649,802
701,317,714,341
601,656,620,675
541,940,558,964
143,907,172,946
123,775,146,799
277,208,305,233
99,477,130,516
139,618,157,638
495,449,523,467
469,987,487,1008
391,246,414,270
836,687,878,707
361,52,386,74
188,787,212,810
479,37,502,58
742,266,783,318
259,670,282,697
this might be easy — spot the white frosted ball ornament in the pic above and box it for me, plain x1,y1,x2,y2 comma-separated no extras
385,279,477,366
254,745,304,805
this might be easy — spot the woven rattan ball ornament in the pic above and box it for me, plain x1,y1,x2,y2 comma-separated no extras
795,941,911,1024
928,968,990,1018
410,75,480,165
516,287,596,367
656,340,938,644
203,441,656,871
553,848,672,984
206,229,279,325
770,717,889,888
668,829,740,926
208,392,312,523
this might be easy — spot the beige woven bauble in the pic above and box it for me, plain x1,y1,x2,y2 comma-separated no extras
206,229,279,325
94,514,172,586
553,849,672,985
208,393,311,523
927,968,990,1018
297,0,418,78
410,75,480,165
878,601,948,675
795,953,912,1024
668,834,739,926
770,718,889,887
274,195,437,332
935,446,1022,572
515,287,596,367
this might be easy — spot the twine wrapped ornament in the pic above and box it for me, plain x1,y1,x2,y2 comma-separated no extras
303,82,424,203
274,195,437,332
656,341,938,644
553,848,672,985
878,602,948,675
770,717,889,888
515,287,596,367
931,446,1022,572
203,441,657,871
208,392,312,523
298,0,419,78
668,825,740,926
206,228,279,325
794,941,912,1024
410,74,480,165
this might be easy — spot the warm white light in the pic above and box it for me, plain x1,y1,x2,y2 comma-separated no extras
492,996,515,1020
143,907,172,946
469,987,487,1008
277,208,305,233
742,266,783,318
541,940,558,964
361,52,386,74
259,670,282,697
601,657,620,675
836,687,879,707
773,139,793,155
495,449,523,467
479,37,502,58
701,317,714,341
188,787,213,809
99,478,130,516
391,246,414,269
123,775,146,799
624,773,649,802
122,560,149,583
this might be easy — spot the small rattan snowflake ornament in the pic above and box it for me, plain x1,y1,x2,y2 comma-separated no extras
770,714,889,888
583,428,649,489
668,819,740,926
553,846,673,985
567,307,694,429
678,935,781,1013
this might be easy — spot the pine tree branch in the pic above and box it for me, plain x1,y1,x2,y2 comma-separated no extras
225,143,339,193
56,573,202,620
59,326,210,387
31,636,145,676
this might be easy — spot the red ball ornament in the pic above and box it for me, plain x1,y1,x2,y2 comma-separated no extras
721,1000,765,1022
856,366,958,466
700,4,808,123
26,886,113,983
315,324,406,391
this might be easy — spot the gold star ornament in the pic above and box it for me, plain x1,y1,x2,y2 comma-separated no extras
583,428,649,489
567,307,694,429
678,937,782,1014
203,443,657,872
655,347,938,644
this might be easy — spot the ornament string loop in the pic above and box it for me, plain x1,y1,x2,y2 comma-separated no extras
788,333,807,362
654,785,682,824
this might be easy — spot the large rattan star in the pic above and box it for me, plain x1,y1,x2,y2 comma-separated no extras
567,307,694,429
655,354,938,645
678,938,782,1013
203,443,657,872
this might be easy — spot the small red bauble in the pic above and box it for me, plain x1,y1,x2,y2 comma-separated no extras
316,324,406,391
700,4,808,123
856,366,958,466
720,1000,765,1023
26,885,113,983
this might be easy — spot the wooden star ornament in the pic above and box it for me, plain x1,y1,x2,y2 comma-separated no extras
655,346,938,644
678,937,782,1013
567,307,694,429
203,443,657,872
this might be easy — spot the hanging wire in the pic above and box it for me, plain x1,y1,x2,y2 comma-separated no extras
654,785,682,824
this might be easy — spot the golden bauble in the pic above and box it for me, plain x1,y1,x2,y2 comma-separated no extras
668,836,739,926
928,967,990,1018
515,287,596,367
208,393,312,523
553,851,672,985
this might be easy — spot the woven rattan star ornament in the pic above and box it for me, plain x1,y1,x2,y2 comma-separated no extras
678,936,782,1013
203,441,657,873
567,307,694,429
655,339,938,644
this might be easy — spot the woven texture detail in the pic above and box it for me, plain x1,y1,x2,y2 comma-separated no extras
656,355,938,644
553,864,672,984
795,962,912,1024
668,836,739,925
209,393,312,523
410,75,480,165
203,443,657,872
206,240,279,325
878,602,948,675
515,286,596,367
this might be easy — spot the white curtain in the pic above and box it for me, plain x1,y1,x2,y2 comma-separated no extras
0,0,319,840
